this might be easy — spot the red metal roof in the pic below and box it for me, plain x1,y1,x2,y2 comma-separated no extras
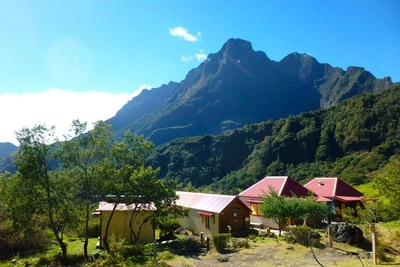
304,177,363,199
176,191,250,213
315,196,332,202
197,211,214,216
238,176,309,198
334,196,363,202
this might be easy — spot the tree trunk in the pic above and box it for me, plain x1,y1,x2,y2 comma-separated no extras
46,180,67,258
83,201,89,259
49,205,68,258
278,219,282,237
103,201,119,251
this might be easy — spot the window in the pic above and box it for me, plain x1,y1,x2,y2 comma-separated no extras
204,215,210,229
198,211,214,229
250,203,263,216
201,215,212,229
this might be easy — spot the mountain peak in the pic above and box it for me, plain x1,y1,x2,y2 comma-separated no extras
106,38,393,145
280,52,318,65
215,38,258,61
222,38,253,52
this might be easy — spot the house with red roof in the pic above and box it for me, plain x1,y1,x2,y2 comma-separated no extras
176,191,251,236
238,176,309,229
304,177,364,222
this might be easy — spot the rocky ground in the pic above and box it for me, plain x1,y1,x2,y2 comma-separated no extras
163,234,396,267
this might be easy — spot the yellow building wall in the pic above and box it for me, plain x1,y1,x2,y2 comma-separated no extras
99,210,154,247
178,208,220,237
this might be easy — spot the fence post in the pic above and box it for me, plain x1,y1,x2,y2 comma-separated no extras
328,226,333,248
371,224,377,265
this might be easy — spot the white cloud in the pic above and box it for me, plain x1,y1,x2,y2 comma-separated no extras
181,55,194,62
169,26,200,42
181,50,207,63
0,87,150,145
133,84,152,96
195,52,207,62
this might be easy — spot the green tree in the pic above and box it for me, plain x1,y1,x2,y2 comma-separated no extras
375,157,400,219
100,132,154,249
341,207,357,224
260,186,299,237
0,172,51,257
100,131,185,247
298,195,330,226
61,120,113,257
13,125,74,258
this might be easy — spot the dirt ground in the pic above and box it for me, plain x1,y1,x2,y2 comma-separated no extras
164,237,398,267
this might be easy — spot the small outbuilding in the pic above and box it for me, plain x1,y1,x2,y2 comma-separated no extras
176,191,251,236
94,200,156,248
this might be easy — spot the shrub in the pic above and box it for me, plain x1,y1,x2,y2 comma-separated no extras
122,244,146,256
158,218,181,236
231,238,250,249
52,253,87,266
248,233,257,241
0,215,51,258
212,234,231,253
171,237,201,254
157,251,175,261
104,234,126,264
286,226,311,246
341,207,358,224
76,218,100,238
37,256,52,266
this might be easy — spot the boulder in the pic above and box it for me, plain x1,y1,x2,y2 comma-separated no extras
326,223,364,245
158,232,178,243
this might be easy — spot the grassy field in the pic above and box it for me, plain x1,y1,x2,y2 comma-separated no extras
1,224,399,266
0,237,98,267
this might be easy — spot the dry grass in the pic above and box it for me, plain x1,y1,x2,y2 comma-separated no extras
160,226,400,267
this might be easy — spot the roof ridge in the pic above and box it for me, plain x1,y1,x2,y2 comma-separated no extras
278,177,288,195
333,177,338,196
176,191,236,198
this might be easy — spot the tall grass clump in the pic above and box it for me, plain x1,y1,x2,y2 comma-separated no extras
212,234,231,253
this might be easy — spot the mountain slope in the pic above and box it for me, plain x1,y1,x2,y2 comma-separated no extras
108,38,393,145
0,142,17,173
146,83,400,193
0,142,17,158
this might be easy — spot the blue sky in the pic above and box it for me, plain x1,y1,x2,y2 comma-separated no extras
0,0,399,144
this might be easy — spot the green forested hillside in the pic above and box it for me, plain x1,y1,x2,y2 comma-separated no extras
147,83,400,194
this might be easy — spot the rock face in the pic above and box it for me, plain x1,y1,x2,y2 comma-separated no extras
107,38,393,145
326,223,364,245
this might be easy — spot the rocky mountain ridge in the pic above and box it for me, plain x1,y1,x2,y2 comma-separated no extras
108,38,392,145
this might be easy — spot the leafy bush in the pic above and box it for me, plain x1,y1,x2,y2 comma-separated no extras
37,256,52,266
86,218,101,238
248,233,257,241
158,218,181,236
231,238,250,249
341,207,358,224
157,251,175,261
171,237,201,254
95,234,126,266
122,244,146,256
212,234,231,252
52,253,87,266
286,226,311,246
0,215,51,258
